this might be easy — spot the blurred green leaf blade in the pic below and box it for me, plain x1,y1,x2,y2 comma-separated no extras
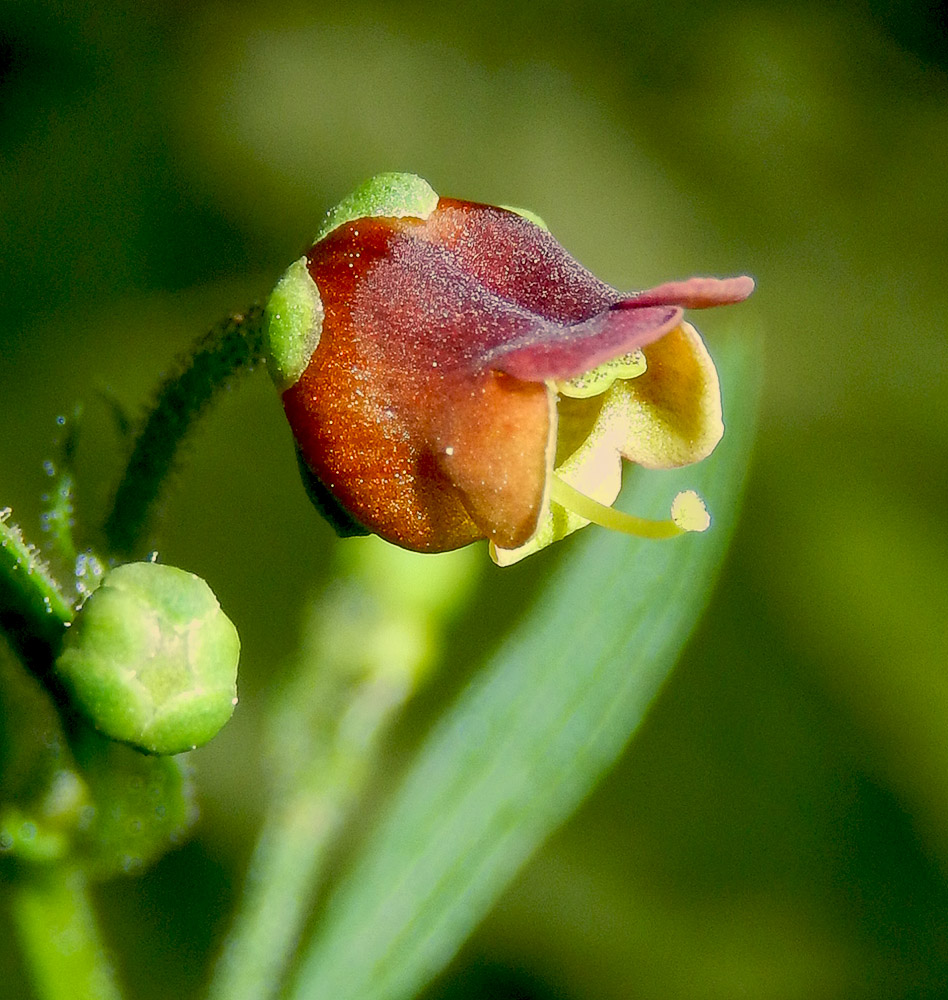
289,327,760,1000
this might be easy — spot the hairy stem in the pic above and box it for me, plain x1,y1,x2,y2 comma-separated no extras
103,305,266,558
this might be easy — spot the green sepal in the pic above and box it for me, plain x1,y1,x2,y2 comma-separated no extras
499,204,549,230
265,257,325,391
265,174,439,390
71,726,195,878
314,172,439,244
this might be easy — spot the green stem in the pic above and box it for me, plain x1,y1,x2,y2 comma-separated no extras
9,868,125,1000
206,539,479,1000
207,706,391,1000
103,305,266,558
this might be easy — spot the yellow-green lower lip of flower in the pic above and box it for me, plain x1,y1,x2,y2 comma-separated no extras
490,320,724,566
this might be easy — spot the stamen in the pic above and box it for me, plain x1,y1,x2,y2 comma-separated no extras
550,476,710,540
670,490,711,532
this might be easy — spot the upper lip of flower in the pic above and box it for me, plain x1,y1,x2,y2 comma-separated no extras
485,275,756,381
274,184,754,562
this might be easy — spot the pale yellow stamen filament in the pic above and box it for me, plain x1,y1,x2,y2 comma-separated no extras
550,476,710,540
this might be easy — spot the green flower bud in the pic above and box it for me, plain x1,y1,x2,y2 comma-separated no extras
55,562,239,755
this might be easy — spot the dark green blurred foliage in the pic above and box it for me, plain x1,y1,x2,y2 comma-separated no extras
1,2,946,998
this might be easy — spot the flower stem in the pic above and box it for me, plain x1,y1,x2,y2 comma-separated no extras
206,753,374,1000
103,305,266,558
206,539,479,1000
9,868,125,1000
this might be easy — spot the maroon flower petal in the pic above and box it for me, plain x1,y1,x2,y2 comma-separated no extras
285,215,562,552
356,209,691,385
424,199,618,322
429,373,553,549
488,301,682,382
619,275,756,310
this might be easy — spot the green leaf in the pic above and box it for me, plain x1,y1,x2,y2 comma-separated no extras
288,327,761,1000
0,509,73,652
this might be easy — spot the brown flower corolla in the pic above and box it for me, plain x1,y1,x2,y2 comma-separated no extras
264,173,754,565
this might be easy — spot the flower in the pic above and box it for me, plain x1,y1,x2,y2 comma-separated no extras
265,173,754,565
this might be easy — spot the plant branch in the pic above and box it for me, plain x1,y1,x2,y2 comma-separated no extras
103,305,266,558
206,540,480,1000
9,867,125,1000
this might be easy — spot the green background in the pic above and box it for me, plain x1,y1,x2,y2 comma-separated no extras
2,1,947,997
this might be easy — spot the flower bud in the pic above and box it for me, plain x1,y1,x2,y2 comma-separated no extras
55,562,239,755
